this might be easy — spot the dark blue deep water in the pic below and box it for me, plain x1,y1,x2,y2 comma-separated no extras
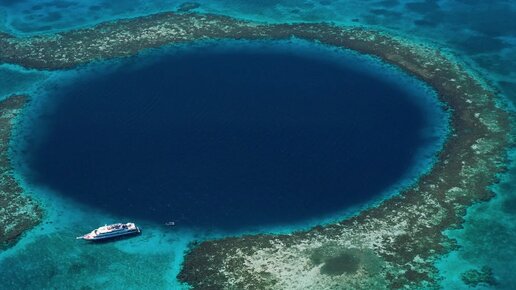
25,47,430,230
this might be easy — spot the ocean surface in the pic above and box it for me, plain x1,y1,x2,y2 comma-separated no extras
0,1,514,289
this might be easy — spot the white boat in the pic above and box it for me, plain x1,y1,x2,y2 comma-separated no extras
76,222,140,241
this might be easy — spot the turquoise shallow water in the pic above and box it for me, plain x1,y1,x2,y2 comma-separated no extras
0,64,48,99
0,1,515,289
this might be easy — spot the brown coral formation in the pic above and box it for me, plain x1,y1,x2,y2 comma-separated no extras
0,95,42,249
461,266,497,287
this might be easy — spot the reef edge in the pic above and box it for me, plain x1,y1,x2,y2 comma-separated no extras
0,95,42,250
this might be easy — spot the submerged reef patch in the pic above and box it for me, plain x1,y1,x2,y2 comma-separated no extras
177,2,201,13
0,95,42,249
0,12,512,289
460,266,497,288
310,245,384,277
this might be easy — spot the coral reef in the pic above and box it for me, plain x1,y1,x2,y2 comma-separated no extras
0,95,42,249
461,266,497,287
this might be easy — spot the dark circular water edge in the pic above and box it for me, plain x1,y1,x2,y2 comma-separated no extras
19,41,446,231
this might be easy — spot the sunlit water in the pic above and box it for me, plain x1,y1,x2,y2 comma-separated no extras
0,1,514,289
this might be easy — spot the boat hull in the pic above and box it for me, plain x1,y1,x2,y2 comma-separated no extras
79,226,141,241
